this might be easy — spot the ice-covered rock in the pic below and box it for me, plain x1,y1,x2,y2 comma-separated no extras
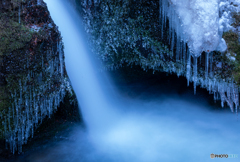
165,0,224,56
163,0,240,56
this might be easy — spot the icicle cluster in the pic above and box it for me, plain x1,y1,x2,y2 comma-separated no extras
159,0,239,111
1,42,68,154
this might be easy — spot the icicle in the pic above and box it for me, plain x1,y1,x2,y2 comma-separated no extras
164,1,167,33
159,0,162,31
161,0,167,39
168,7,172,45
42,54,44,69
27,57,29,69
8,107,11,133
186,49,191,86
182,43,186,65
214,92,217,101
50,60,54,76
32,124,34,138
15,99,18,131
209,52,213,78
12,133,15,154
205,52,209,79
193,56,198,94
4,116,7,141
40,101,43,123
17,127,21,154
179,40,182,62
175,15,179,61
171,30,175,53
47,98,50,117
176,38,179,61
18,1,21,24
59,43,63,77
36,96,39,124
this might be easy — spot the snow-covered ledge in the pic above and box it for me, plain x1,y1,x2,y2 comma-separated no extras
162,0,239,57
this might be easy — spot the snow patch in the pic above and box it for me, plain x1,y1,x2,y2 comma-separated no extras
226,52,236,61
168,0,222,56
165,0,240,56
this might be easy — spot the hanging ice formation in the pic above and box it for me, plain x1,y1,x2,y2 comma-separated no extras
18,1,21,24
159,0,239,112
0,41,69,154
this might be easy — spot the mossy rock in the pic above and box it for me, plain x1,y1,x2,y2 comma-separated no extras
223,30,240,84
0,14,33,56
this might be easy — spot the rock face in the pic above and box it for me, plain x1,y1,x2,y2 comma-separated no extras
0,0,75,154
74,0,240,112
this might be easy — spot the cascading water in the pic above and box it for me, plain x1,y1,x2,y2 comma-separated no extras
44,0,119,134
42,0,240,162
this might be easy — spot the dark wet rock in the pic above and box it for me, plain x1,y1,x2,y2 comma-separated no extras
0,0,79,155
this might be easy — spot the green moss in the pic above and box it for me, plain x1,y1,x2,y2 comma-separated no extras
223,31,240,83
0,14,33,55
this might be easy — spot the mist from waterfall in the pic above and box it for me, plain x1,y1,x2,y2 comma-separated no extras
41,0,240,162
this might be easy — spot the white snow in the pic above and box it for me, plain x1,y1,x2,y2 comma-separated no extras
166,0,240,56
168,0,222,56
226,52,236,61
219,0,240,33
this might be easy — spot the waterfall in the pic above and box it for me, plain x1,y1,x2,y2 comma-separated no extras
44,0,118,132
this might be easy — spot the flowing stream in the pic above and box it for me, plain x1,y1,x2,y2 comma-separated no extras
26,0,240,161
